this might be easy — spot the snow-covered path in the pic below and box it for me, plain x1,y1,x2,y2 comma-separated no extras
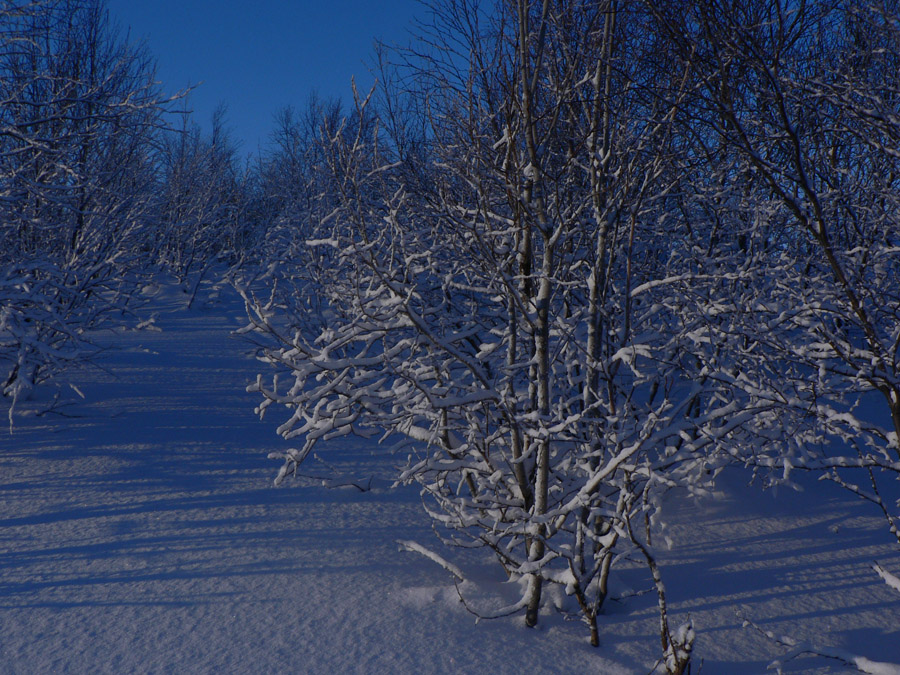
0,287,619,673
2,285,899,673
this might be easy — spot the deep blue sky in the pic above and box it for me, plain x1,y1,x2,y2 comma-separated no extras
107,1,421,155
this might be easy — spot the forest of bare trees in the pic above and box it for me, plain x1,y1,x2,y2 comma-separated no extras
3,1,900,670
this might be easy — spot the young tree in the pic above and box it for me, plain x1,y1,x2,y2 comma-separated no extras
251,98,346,262
156,106,249,304
651,0,900,547
243,3,744,661
0,0,168,418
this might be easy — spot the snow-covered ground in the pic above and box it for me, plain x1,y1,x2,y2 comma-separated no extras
2,283,899,673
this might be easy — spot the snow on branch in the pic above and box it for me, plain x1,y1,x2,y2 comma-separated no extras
873,562,900,596
398,540,465,581
742,616,900,675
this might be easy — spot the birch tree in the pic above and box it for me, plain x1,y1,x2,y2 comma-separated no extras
0,0,167,417
243,2,745,661
156,107,249,304
652,0,900,548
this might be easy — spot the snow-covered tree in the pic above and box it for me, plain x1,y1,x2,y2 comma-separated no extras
238,96,380,342
652,0,900,548
0,0,168,417
242,2,747,659
155,106,250,304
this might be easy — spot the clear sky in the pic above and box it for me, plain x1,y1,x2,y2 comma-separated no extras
106,0,421,156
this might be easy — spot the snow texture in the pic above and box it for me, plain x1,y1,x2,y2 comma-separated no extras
1,283,899,673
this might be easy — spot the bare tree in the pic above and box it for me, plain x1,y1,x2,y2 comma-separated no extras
242,3,745,662
0,0,168,418
155,106,249,305
651,0,900,552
